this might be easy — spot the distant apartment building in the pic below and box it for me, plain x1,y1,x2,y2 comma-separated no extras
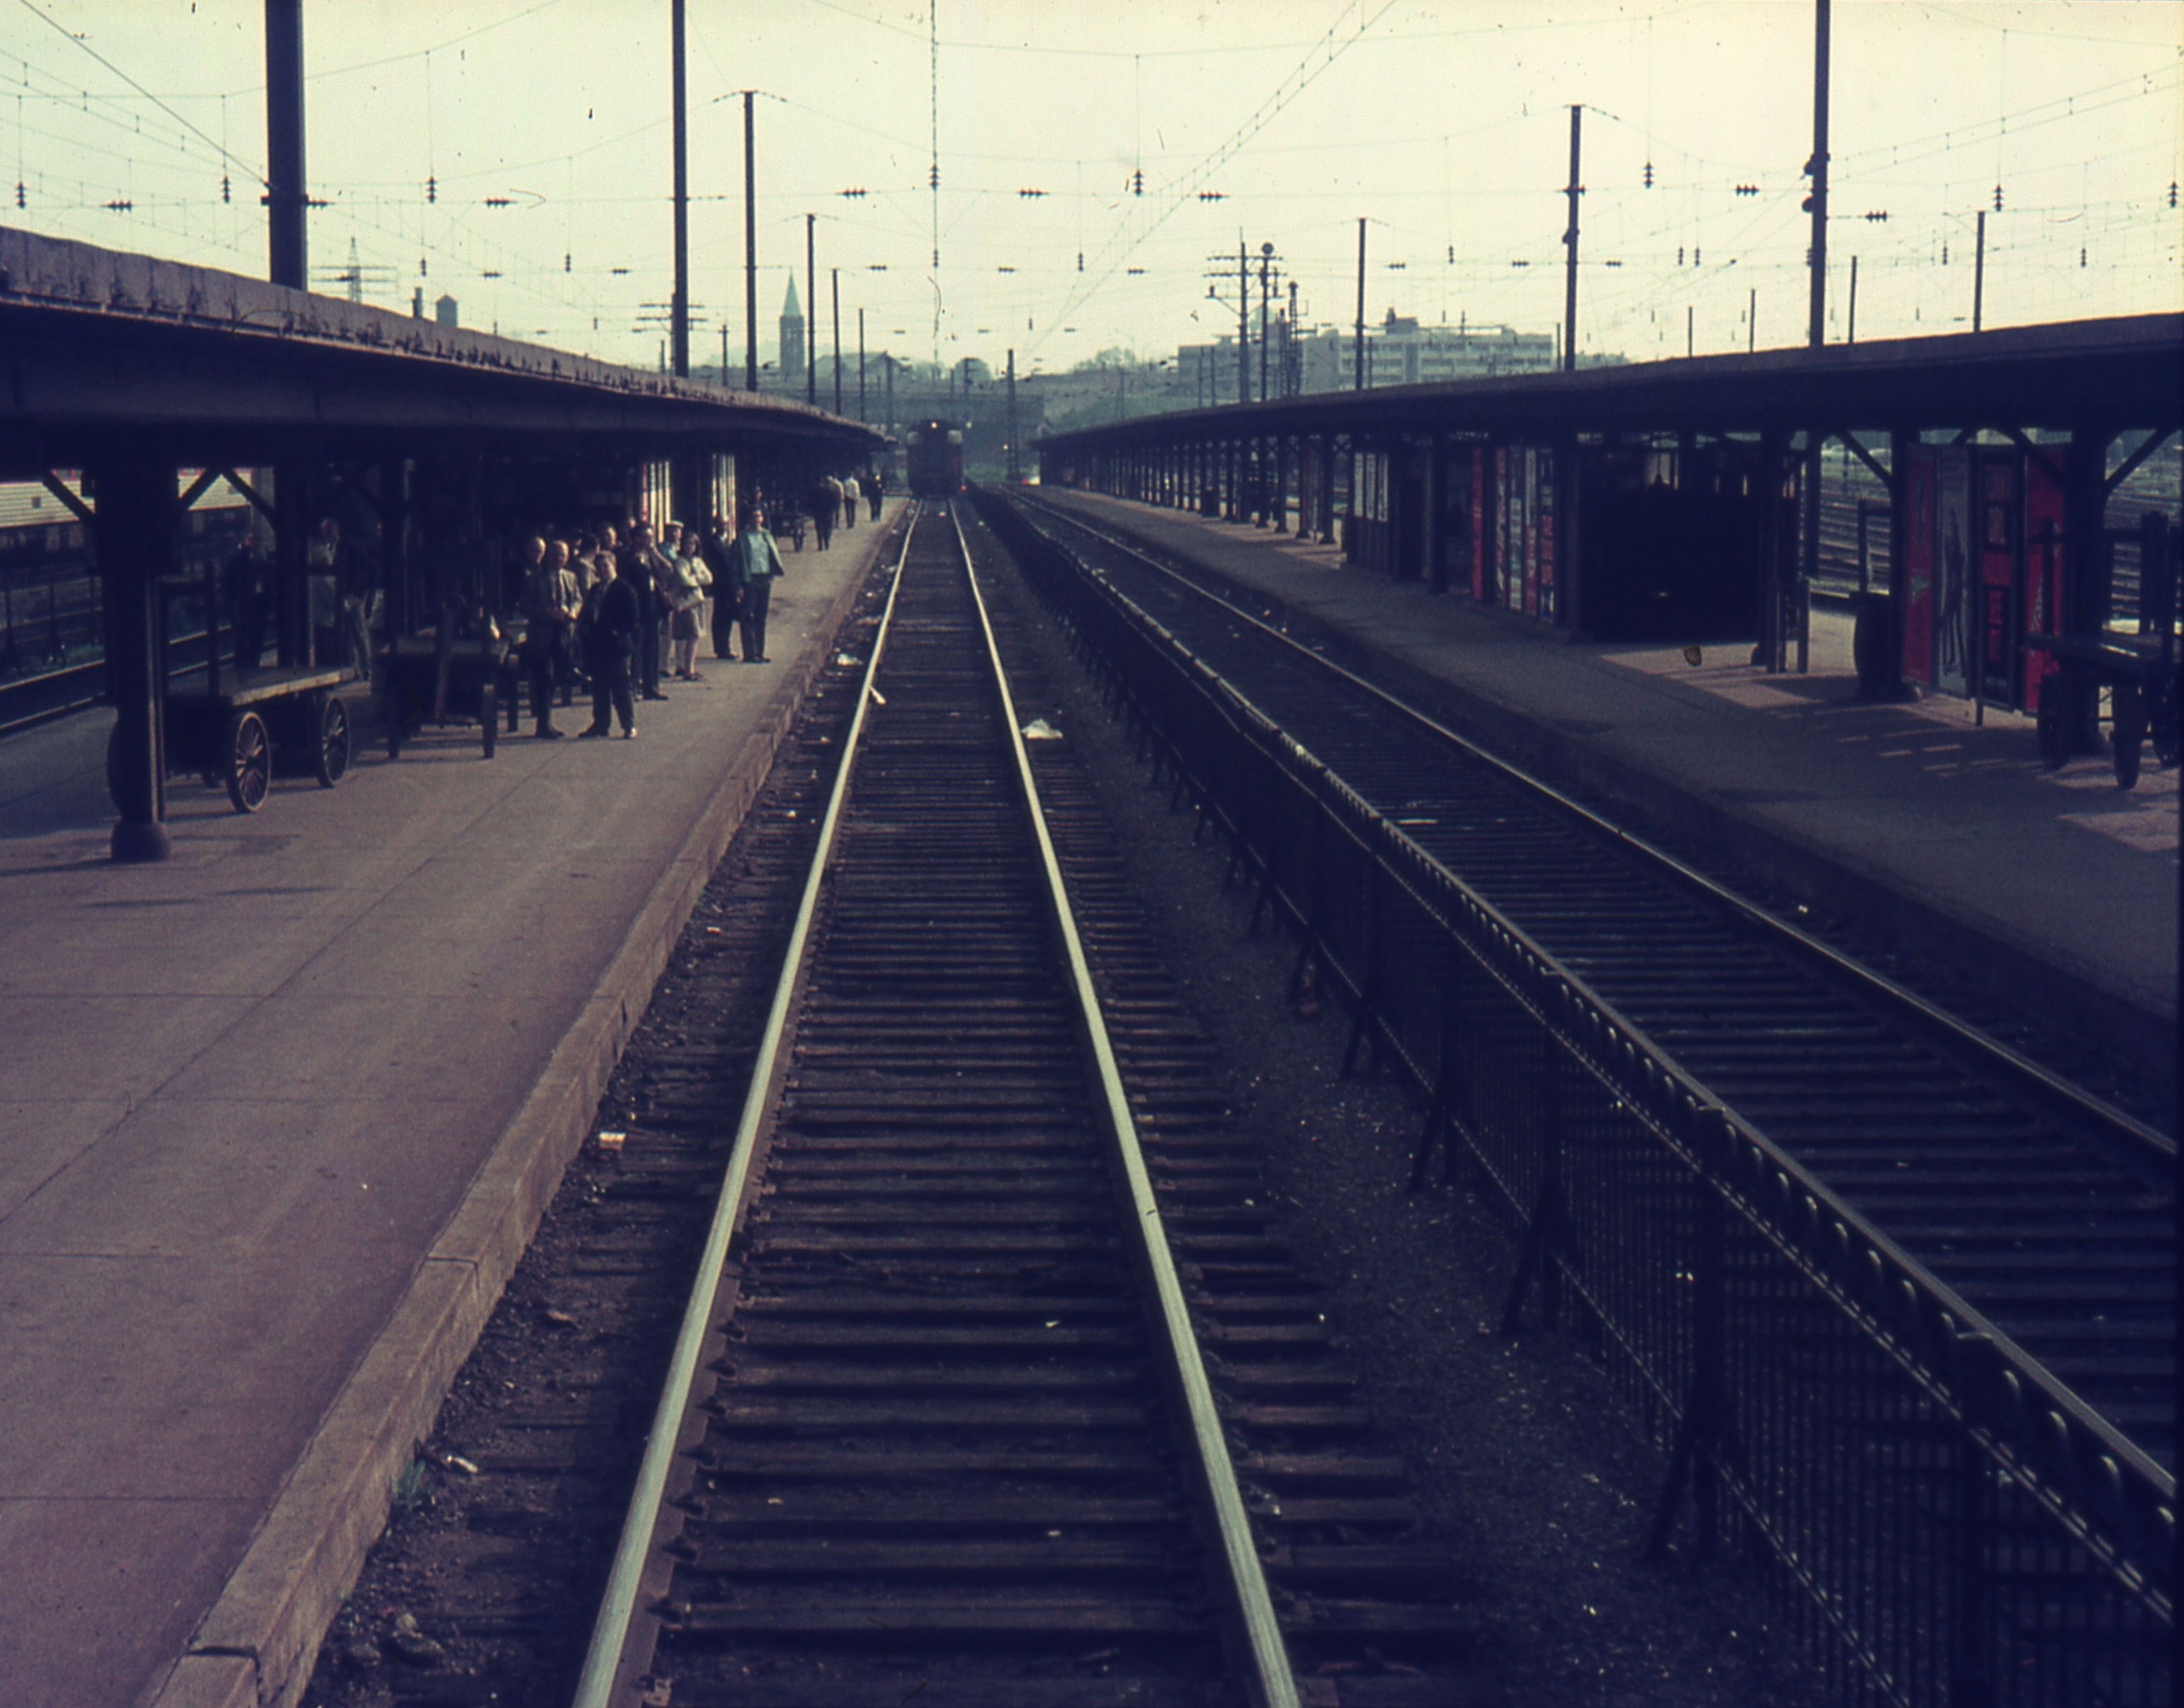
1177,309,1557,403
1299,310,1556,391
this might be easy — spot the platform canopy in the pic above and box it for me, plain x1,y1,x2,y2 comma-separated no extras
0,226,883,472
1041,312,2184,455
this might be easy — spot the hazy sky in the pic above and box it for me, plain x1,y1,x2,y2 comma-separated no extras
8,1,2180,378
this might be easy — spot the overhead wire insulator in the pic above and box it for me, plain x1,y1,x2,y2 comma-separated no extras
221,173,230,204
427,175,436,204
1643,161,1654,188
1993,183,2003,212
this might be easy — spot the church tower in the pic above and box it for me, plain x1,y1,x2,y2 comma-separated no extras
779,276,806,390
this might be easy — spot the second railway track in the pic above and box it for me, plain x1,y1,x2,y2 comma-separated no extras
998,489,2176,1477
573,502,1480,1708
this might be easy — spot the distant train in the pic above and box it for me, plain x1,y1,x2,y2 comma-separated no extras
905,420,965,497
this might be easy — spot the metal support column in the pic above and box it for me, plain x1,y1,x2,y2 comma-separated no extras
381,457,411,641
274,462,307,667
94,455,174,863
2061,426,2113,754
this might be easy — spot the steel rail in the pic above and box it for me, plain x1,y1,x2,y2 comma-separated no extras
1018,491,2175,1168
951,503,1302,1708
989,492,2173,1570
570,505,921,1708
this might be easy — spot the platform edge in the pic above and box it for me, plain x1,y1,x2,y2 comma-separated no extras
139,517,896,1708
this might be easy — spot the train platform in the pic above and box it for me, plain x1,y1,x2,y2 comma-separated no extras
1038,488,2178,1090
0,505,902,1708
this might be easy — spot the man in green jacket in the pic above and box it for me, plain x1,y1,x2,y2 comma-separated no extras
728,503,787,663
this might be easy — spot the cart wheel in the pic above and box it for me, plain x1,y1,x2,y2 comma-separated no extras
2152,675,2181,768
315,695,352,788
480,684,498,758
225,710,272,813
2035,699,2068,771
2112,684,2146,790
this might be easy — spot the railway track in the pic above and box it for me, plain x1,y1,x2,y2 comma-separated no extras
573,503,1481,1708
995,489,2175,1481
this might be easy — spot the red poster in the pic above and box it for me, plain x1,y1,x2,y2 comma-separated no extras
1493,448,1512,608
1469,450,1486,601
1519,451,1538,617
2023,454,2066,713
1900,446,1936,685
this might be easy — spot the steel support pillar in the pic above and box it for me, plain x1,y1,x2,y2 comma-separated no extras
94,455,174,862
2061,426,2113,754
274,462,307,667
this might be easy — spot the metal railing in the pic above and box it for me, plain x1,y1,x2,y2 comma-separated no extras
983,489,2174,1708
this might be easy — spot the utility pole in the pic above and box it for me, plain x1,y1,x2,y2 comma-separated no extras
264,0,307,288
1563,104,1582,374
670,0,689,378
885,353,895,434
1237,242,1250,405
1354,217,1367,391
1798,0,1832,687
831,267,842,414
1287,279,1299,396
743,91,758,391
1258,243,1274,404
858,309,867,422
1748,287,1757,352
805,214,816,405
1973,209,1987,331
1807,0,1830,348
1686,304,1694,357
1007,350,1018,482
1847,255,1859,343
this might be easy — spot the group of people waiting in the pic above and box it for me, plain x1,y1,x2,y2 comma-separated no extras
790,466,885,553
516,505,787,740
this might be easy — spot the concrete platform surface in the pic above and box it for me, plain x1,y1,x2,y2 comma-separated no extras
0,505,902,1708
1041,489,2178,1048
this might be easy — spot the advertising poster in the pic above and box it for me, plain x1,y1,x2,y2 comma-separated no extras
1900,446,1936,684
2023,455,2066,713
1934,446,1973,696
1979,452,2019,706
1536,449,1557,623
1469,449,1487,601
1494,448,1513,609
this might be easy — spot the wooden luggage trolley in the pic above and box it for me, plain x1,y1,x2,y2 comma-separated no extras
2026,632,2182,790
111,665,352,815
376,630,520,761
